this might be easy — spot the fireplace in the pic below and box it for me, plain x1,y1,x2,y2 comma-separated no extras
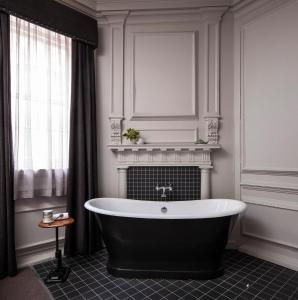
109,143,220,199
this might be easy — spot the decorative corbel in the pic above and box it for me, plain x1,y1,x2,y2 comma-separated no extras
206,118,219,144
109,117,123,145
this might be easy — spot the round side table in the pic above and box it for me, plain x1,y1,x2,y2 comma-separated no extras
38,217,74,283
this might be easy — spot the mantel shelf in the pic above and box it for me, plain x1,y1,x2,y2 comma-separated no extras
108,143,221,169
108,143,221,152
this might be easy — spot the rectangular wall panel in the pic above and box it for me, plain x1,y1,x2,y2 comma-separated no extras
242,203,298,249
241,1,298,171
132,31,197,118
235,0,298,270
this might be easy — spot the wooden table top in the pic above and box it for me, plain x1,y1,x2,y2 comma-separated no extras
38,217,75,228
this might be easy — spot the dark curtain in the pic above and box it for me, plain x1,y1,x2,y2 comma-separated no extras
64,40,102,256
0,0,98,47
0,12,17,279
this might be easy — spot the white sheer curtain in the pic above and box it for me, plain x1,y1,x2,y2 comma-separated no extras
10,16,71,199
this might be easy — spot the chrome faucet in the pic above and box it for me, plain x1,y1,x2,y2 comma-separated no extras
155,184,173,199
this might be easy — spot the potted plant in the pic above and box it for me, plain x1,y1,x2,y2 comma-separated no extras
122,128,140,144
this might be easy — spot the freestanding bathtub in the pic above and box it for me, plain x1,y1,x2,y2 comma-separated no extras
84,198,246,279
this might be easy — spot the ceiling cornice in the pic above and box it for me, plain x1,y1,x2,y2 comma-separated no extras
55,0,96,17
58,0,236,18
96,0,232,11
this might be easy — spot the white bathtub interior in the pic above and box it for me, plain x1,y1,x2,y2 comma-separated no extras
85,198,246,219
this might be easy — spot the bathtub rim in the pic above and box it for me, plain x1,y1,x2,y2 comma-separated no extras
84,198,246,220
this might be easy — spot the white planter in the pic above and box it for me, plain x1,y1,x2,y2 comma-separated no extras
137,138,144,145
129,139,138,144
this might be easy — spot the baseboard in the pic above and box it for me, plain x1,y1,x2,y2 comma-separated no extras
17,238,65,268
239,243,298,271
226,240,239,249
16,238,298,272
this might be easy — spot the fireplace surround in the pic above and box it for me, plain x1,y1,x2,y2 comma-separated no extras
109,143,220,199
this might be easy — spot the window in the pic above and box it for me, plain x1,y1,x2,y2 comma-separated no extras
10,16,71,199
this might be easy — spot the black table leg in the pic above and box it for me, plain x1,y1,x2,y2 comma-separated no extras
55,227,62,269
45,227,71,283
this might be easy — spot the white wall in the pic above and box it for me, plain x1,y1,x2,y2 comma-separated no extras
234,0,298,270
96,9,235,200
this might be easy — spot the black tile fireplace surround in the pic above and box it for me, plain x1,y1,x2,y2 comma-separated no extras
127,166,201,201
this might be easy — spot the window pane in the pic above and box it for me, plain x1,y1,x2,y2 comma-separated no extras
10,16,71,171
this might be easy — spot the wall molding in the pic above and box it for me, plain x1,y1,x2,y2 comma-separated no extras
59,0,231,17
242,168,298,176
226,240,239,249
130,30,198,120
15,204,66,215
241,183,298,195
105,11,129,144
56,0,96,16
203,17,221,144
17,238,64,268
242,230,298,250
15,197,67,214
96,0,231,12
204,22,220,117
232,0,288,20
241,196,298,212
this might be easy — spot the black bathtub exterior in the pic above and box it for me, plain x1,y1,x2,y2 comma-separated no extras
95,214,231,279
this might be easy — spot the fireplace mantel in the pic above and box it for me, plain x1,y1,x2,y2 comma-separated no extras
109,143,220,167
109,143,221,199
109,143,220,150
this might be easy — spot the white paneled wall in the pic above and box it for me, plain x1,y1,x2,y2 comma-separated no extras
234,0,298,270
97,7,236,201
105,9,224,145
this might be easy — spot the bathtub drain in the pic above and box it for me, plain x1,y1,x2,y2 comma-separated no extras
161,207,167,213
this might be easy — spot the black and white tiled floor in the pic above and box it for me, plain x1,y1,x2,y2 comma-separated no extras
34,249,298,300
